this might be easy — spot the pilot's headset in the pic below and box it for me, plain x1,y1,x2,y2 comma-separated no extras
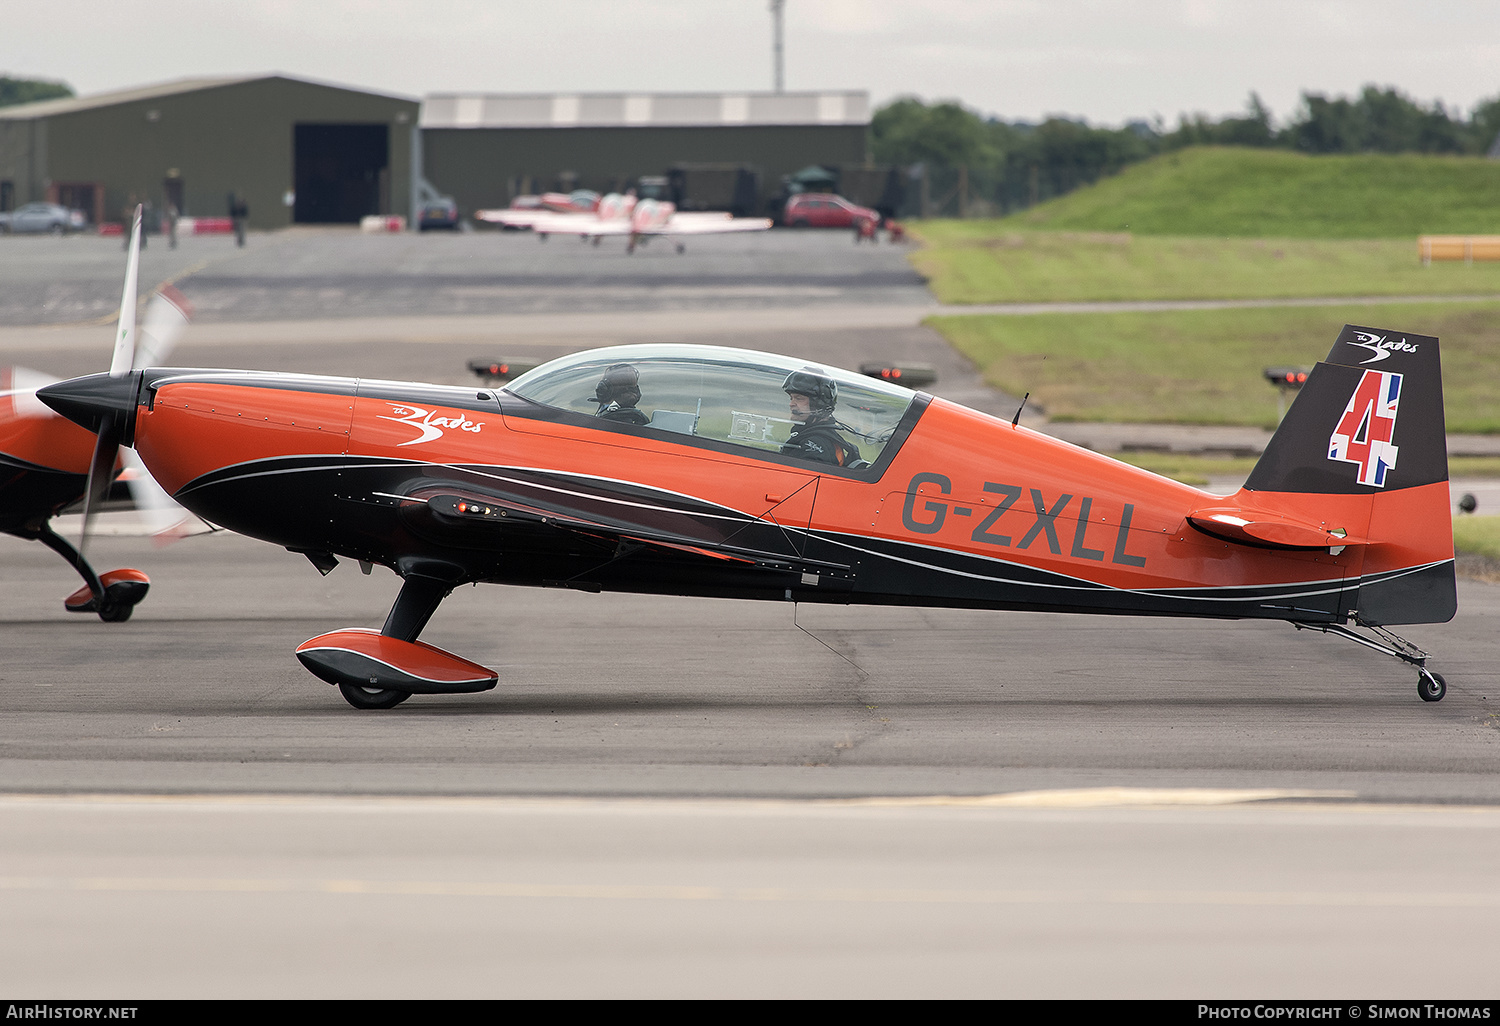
782,368,837,413
591,364,641,408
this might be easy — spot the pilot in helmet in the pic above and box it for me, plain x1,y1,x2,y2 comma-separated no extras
589,363,649,426
780,368,860,467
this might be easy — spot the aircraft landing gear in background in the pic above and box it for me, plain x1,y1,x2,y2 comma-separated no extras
17,523,150,622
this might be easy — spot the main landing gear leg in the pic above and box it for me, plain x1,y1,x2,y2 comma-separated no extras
342,575,452,710
1293,620,1447,702
295,572,499,711
382,574,449,643
24,523,149,622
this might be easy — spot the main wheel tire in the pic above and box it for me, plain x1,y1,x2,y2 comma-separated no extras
1418,671,1447,703
97,602,133,622
338,684,411,710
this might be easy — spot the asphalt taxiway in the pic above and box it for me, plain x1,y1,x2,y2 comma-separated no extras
1,228,1497,998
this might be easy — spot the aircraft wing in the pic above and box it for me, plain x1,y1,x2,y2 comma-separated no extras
474,209,554,228
637,217,773,237
526,213,627,236
659,212,734,224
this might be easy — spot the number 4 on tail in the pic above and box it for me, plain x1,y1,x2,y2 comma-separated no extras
1329,369,1401,487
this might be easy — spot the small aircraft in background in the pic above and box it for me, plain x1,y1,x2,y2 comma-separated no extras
41,296,1457,708
1,210,193,620
475,190,602,230
478,192,771,252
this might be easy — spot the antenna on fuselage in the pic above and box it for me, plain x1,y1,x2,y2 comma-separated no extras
1011,392,1029,428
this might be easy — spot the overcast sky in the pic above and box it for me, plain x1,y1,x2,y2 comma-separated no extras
5,1,1500,127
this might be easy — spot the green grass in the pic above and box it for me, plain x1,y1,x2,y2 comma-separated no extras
909,232,1500,305
928,302,1500,431
1453,517,1500,560
1450,457,1500,477
966,147,1500,238
908,148,1500,304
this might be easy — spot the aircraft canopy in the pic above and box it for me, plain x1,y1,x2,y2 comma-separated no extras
505,344,919,466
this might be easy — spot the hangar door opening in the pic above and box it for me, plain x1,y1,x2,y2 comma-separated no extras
293,124,389,223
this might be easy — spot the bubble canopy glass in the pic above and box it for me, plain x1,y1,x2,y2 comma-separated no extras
504,344,922,468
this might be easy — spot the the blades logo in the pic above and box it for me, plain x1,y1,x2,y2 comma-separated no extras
1328,370,1401,487
378,404,484,446
1346,330,1419,364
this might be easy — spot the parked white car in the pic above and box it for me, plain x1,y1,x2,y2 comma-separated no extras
0,202,88,234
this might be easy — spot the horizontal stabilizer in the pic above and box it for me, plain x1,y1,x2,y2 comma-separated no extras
1188,508,1364,550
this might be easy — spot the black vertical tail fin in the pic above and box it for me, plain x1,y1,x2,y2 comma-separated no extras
1246,324,1447,495
1244,324,1455,625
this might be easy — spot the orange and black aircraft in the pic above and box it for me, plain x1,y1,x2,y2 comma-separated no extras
39,323,1456,709
0,365,149,619
1,212,188,621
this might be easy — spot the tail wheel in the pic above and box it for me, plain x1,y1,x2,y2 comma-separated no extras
338,684,411,710
1417,670,1446,703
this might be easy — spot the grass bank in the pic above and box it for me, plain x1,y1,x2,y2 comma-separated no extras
909,232,1500,305
928,301,1500,431
972,147,1500,238
909,148,1500,304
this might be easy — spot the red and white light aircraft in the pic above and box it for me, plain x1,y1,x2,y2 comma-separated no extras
474,190,602,230
479,192,771,252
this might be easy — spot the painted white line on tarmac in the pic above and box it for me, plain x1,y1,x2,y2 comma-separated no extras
0,874,1495,908
0,786,1429,812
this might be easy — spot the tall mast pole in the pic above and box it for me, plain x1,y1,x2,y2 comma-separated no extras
770,0,785,93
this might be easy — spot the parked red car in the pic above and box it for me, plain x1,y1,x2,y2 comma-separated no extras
781,193,880,229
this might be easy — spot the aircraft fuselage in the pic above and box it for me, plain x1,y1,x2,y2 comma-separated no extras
118,367,1452,626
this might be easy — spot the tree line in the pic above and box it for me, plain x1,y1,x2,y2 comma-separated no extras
0,75,74,108
873,87,1500,217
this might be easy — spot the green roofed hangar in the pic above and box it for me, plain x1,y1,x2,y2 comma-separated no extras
0,75,419,230
0,74,874,230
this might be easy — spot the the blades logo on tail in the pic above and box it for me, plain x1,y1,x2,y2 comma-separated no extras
1346,330,1419,364
1328,369,1401,487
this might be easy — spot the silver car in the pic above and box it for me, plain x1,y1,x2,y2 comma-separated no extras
0,202,88,234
